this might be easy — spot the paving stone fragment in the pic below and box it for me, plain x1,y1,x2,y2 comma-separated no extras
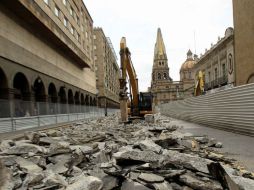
194,136,209,144
48,141,70,156
43,171,67,187
0,155,17,166
66,176,103,190
3,143,47,155
46,163,68,174
152,181,173,190
15,157,43,173
208,162,254,190
138,173,164,183
137,139,162,154
24,132,40,144
121,179,152,190
179,173,223,190
102,175,119,190
113,149,161,165
0,140,14,151
215,142,223,148
162,150,212,174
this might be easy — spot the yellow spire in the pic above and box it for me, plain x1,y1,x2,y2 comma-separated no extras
154,28,166,57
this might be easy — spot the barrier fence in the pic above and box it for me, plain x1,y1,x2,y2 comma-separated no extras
0,99,119,133
159,83,254,136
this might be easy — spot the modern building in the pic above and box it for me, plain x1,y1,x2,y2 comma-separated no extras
93,28,120,108
0,0,97,117
233,0,254,85
151,28,183,106
193,27,235,94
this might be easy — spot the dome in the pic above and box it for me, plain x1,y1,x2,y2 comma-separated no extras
180,50,195,71
180,60,195,71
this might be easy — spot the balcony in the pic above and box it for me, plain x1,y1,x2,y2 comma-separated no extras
205,75,228,91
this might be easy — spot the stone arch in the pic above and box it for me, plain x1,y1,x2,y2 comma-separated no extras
13,72,31,117
59,87,67,104
247,74,254,84
48,83,57,103
0,67,8,99
13,72,30,100
33,77,46,102
90,96,93,106
93,98,97,106
58,86,67,114
81,93,85,105
68,89,74,104
85,95,89,106
74,91,80,105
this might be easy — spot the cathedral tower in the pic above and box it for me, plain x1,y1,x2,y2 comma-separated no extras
151,28,172,87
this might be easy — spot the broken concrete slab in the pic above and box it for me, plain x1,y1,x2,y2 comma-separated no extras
161,150,212,174
15,157,43,173
138,173,164,183
121,179,151,190
66,176,103,190
179,173,223,190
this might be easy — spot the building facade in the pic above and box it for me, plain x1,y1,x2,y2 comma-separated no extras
93,28,120,108
0,0,97,117
193,27,235,94
233,0,254,85
151,28,183,106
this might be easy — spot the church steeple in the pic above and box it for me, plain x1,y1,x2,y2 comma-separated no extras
151,28,172,85
154,28,167,59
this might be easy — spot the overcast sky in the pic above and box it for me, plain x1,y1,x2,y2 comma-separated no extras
85,0,233,91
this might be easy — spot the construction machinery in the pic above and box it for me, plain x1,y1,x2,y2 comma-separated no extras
119,37,153,122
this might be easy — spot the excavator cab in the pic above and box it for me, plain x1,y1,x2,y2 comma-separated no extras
139,92,153,116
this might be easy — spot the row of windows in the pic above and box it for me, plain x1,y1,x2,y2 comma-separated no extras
43,0,81,43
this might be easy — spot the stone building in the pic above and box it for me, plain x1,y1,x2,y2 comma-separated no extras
0,0,97,117
193,27,235,94
151,28,183,106
233,0,254,85
93,28,120,108
180,50,196,97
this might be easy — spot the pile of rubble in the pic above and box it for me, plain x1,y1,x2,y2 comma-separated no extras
0,114,254,190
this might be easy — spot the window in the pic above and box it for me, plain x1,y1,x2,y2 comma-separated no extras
222,64,226,77
189,72,191,79
158,73,161,80
64,17,68,27
228,54,233,74
70,7,73,16
215,68,218,80
62,0,67,6
70,25,74,35
208,72,211,82
77,17,80,25
54,6,60,17
44,0,49,5
77,33,80,42
163,73,167,79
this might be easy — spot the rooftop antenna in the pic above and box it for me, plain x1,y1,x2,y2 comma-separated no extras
194,30,197,54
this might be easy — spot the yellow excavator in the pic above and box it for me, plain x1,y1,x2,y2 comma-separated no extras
119,37,153,122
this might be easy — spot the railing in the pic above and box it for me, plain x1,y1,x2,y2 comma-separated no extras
159,83,254,136
0,99,119,133
204,75,228,91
